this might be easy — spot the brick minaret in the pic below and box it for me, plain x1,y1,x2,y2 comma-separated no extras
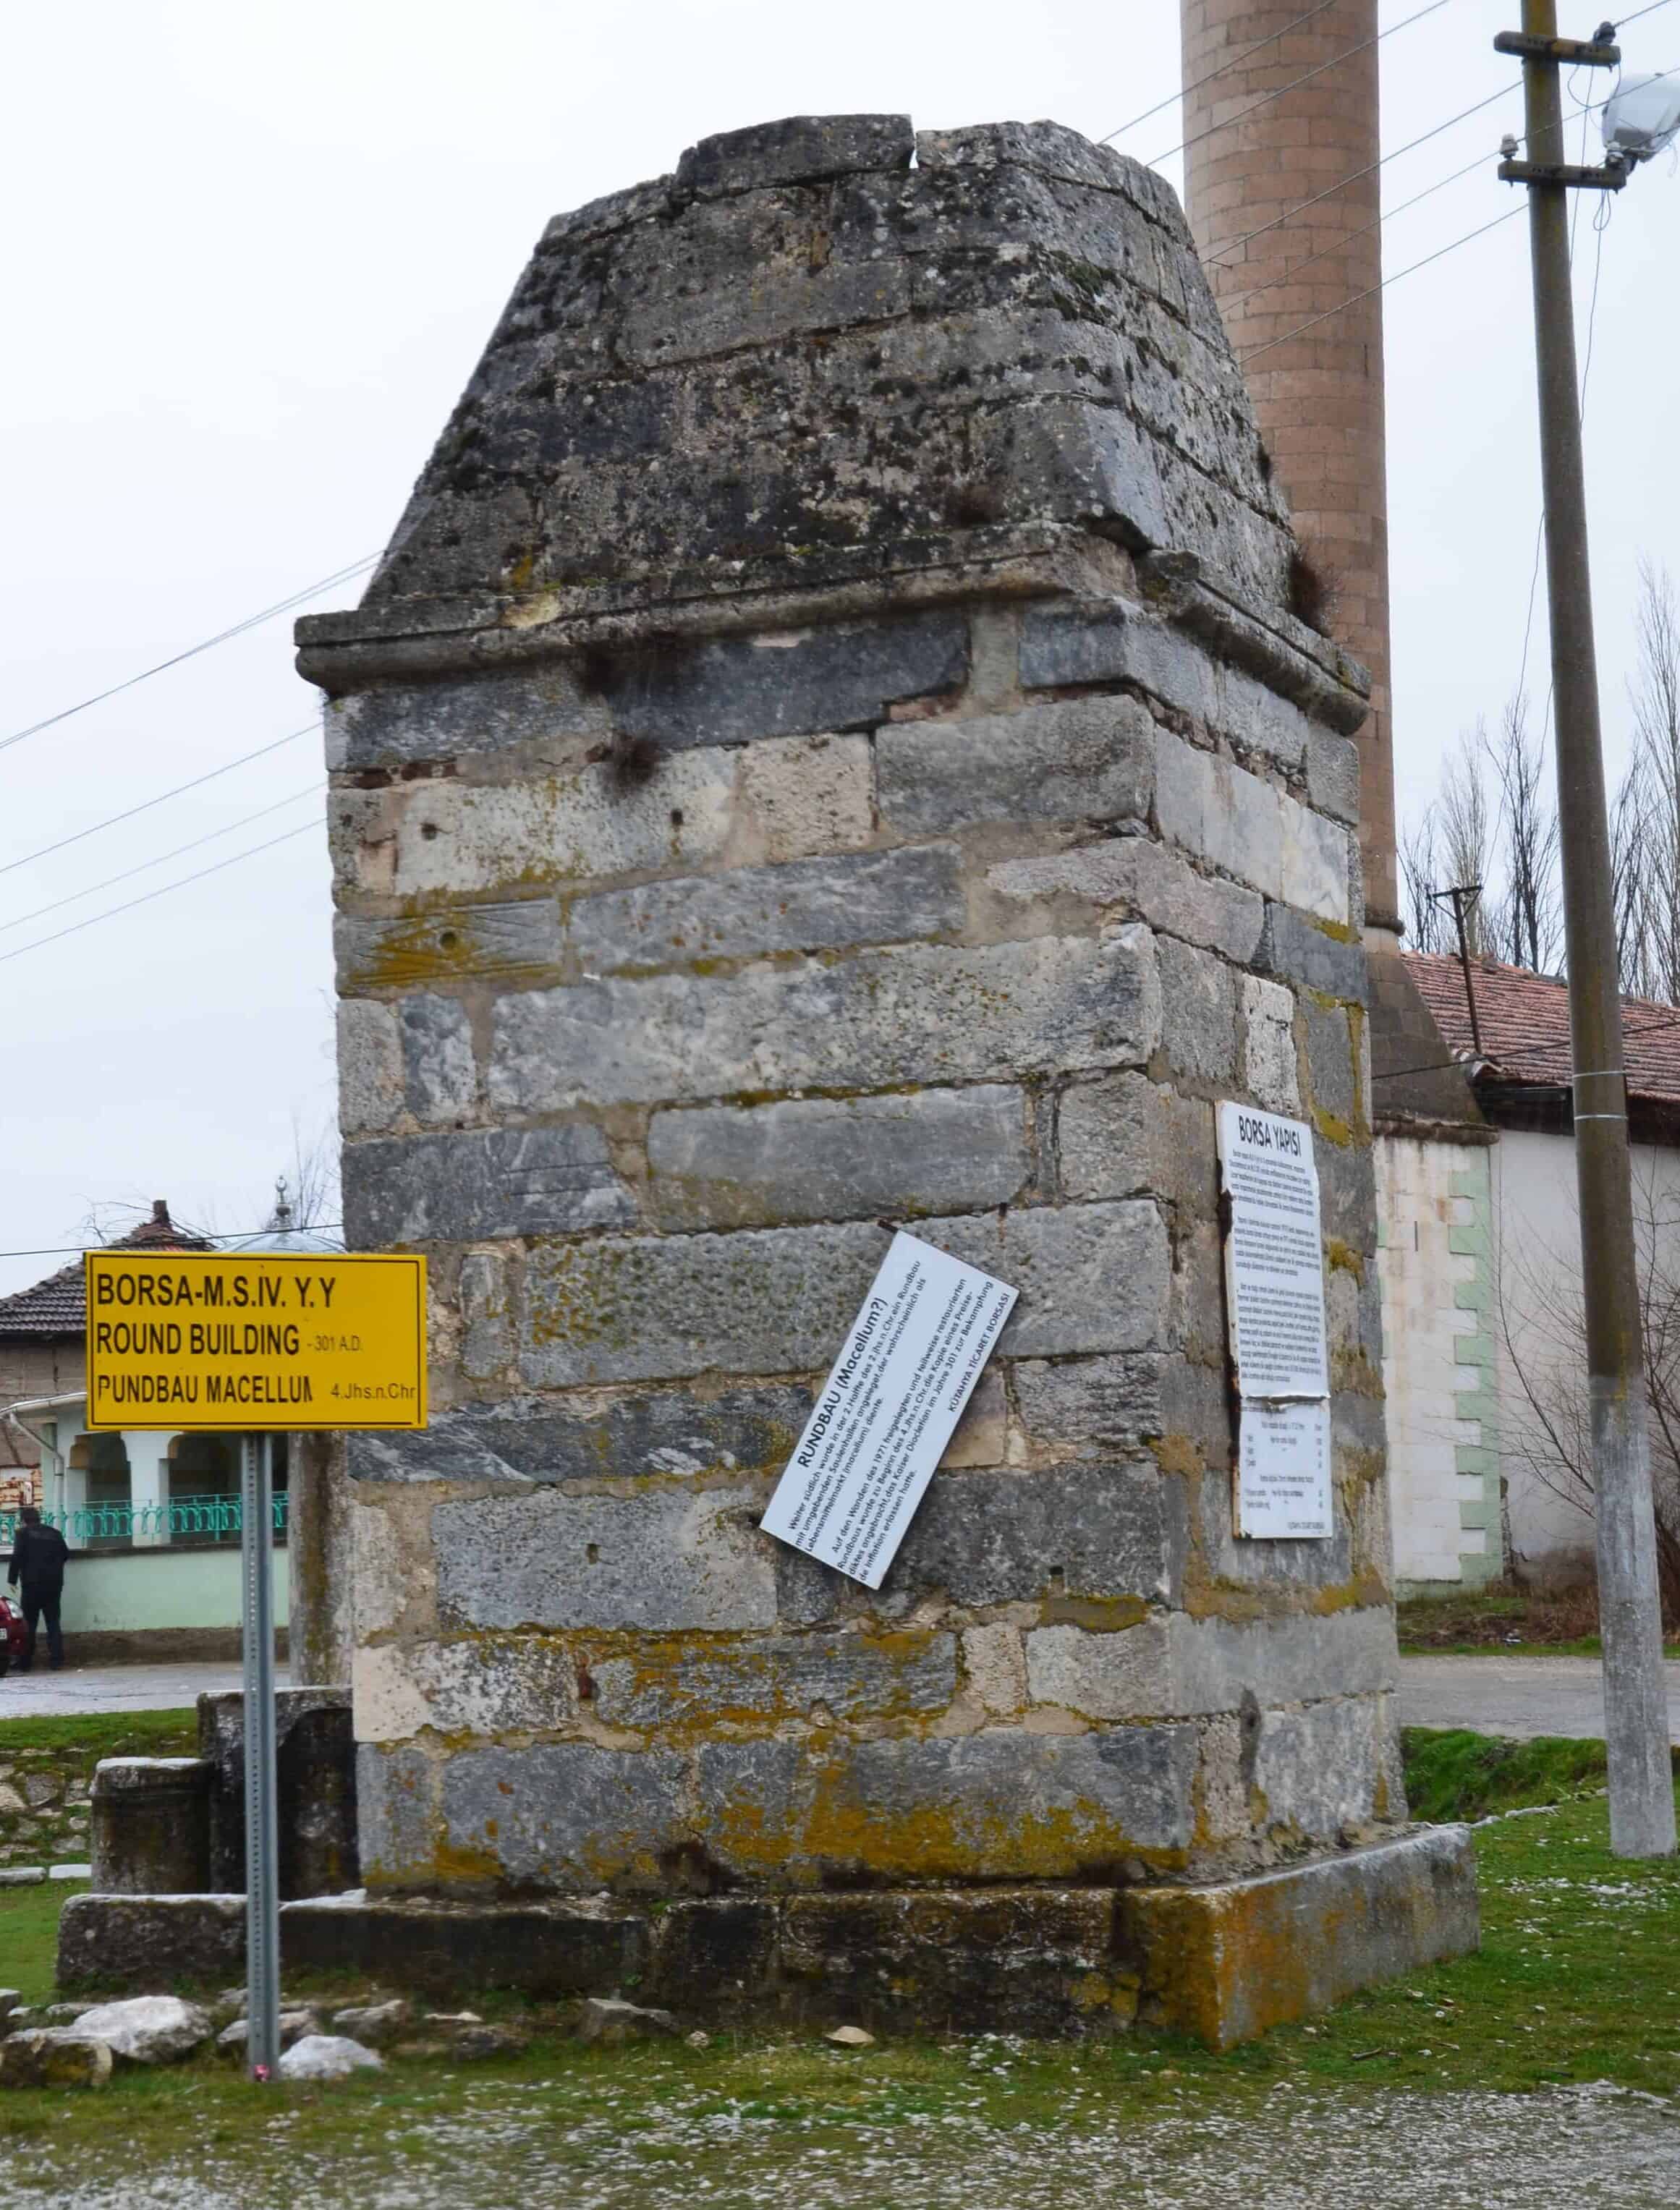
1179,0,1399,935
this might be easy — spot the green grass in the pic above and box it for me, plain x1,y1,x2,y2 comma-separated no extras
4,1741,1680,2183
1400,1725,1619,1822
0,1709,196,1758
0,1880,85,2004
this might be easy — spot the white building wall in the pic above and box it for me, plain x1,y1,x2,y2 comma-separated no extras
1376,1132,1501,1593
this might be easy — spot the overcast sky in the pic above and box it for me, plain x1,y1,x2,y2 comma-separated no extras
3,0,1676,1294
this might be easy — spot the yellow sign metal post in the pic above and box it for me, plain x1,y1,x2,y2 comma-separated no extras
81,1247,425,2082
82,1251,427,1432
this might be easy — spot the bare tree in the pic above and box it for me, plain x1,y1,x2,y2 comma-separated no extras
1481,694,1559,973
1400,804,1447,952
1622,561,1680,1003
70,1115,341,1254
1436,725,1493,953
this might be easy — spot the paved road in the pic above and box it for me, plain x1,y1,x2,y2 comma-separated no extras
1399,1652,1680,1742
0,1661,289,1718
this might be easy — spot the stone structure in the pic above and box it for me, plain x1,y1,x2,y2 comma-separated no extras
272,114,1474,2038
1178,0,1398,936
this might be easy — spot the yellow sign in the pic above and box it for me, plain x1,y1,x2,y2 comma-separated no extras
83,1252,427,1432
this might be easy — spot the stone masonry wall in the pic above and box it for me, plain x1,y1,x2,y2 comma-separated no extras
300,116,1401,1902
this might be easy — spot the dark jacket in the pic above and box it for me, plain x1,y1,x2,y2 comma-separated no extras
8,1523,68,1595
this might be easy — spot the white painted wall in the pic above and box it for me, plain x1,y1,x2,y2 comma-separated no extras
1491,1129,1680,1576
1376,1134,1494,1589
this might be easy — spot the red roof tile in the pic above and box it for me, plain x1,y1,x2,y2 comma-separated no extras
0,1200,212,1340
1403,952,1680,1106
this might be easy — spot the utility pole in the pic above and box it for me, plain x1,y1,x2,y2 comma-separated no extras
1498,3,1676,1856
1430,883,1486,1058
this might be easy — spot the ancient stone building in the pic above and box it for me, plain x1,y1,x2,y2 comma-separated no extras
292,114,1474,2038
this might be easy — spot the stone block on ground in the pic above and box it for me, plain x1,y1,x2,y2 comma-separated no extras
216,2009,322,2057
330,1997,412,2048
1119,1824,1480,2048
70,1995,211,2065
89,1758,212,1897
577,1996,680,2044
58,1892,246,1991
0,2031,113,2088
277,2033,383,2081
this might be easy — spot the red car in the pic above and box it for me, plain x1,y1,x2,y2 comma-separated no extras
0,1595,28,1676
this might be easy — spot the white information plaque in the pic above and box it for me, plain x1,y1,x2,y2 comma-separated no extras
1217,1102,1333,1542
760,1231,1017,1589
1237,1399,1333,1539
1217,1103,1329,1401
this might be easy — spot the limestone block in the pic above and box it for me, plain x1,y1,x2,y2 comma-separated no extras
1011,1353,1169,1450
940,1367,1008,1468
569,845,964,972
595,613,967,748
0,2031,112,2088
1025,1619,1172,1717
646,1087,1030,1231
349,1384,811,1487
1306,1000,1357,1131
1306,728,1362,825
89,1759,211,1896
590,1631,956,1733
434,1487,779,1631
1121,1826,1478,2048
326,667,606,773
337,999,404,1136
57,1893,246,1991
344,1124,635,1246
442,1744,688,1890
72,1995,211,2065
1155,730,1349,925
198,1690,359,1900
1056,1073,1218,1217
356,1745,441,1886
1282,808,1354,927
459,1251,512,1382
575,1995,679,2044
280,1892,653,1994
883,1461,1184,1610
1156,934,1237,1087
676,114,915,198
693,1723,1199,1879
354,1636,580,1743
335,901,561,993
1254,1694,1393,1841
985,837,1263,964
962,1623,1027,1715
352,1505,408,1635
364,752,739,898
876,695,1154,836
1241,974,1301,1113
733,733,872,862
1316,1131,1378,1253
277,2034,382,2080
1168,1609,1399,1715
400,995,477,1126
1255,904,1367,1003
517,1200,1171,1387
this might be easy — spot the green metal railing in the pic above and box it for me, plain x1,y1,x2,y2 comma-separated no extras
0,1492,289,1549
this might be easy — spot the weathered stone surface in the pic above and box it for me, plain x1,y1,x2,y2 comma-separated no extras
326,668,605,772
1306,1000,1357,1130
330,1998,412,2047
819,1461,1185,1613
1155,731,1349,925
217,2008,321,2056
1255,904,1367,1003
89,1758,212,1897
278,2033,383,2080
198,1690,359,1900
596,615,968,748
353,1636,580,1745
72,1996,211,2064
985,836,1263,963
1011,1353,1171,1450
1156,934,1236,1087
0,2031,112,2088
1306,729,1362,825
736,733,873,862
676,114,915,199
517,1200,1170,1386
1026,1619,1171,1717
1254,1693,1395,1841
1241,974,1301,1113
344,1123,635,1246
401,994,477,1126
58,1893,246,1990
1056,1074,1219,1216
1027,1610,1397,1722
1121,1824,1478,2048
355,1745,438,1888
459,1251,512,1380
570,845,964,971
577,1994,680,2043
877,696,1154,835
443,1744,688,1890
281,1893,653,1994
590,1631,956,1733
435,1487,779,1631
338,999,403,1136
695,1725,1199,1879
489,930,1161,1112
647,1087,1030,1230
336,901,561,992
649,1897,779,2010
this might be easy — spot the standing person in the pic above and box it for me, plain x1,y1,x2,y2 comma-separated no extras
7,1508,68,1673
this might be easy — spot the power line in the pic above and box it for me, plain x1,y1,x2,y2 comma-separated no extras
1206,80,1519,273
1239,203,1526,362
1098,0,1341,145
1613,0,1679,29
0,817,323,968
0,725,314,883
0,786,323,938
0,1224,346,1264
0,556,374,757
1150,0,1454,166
